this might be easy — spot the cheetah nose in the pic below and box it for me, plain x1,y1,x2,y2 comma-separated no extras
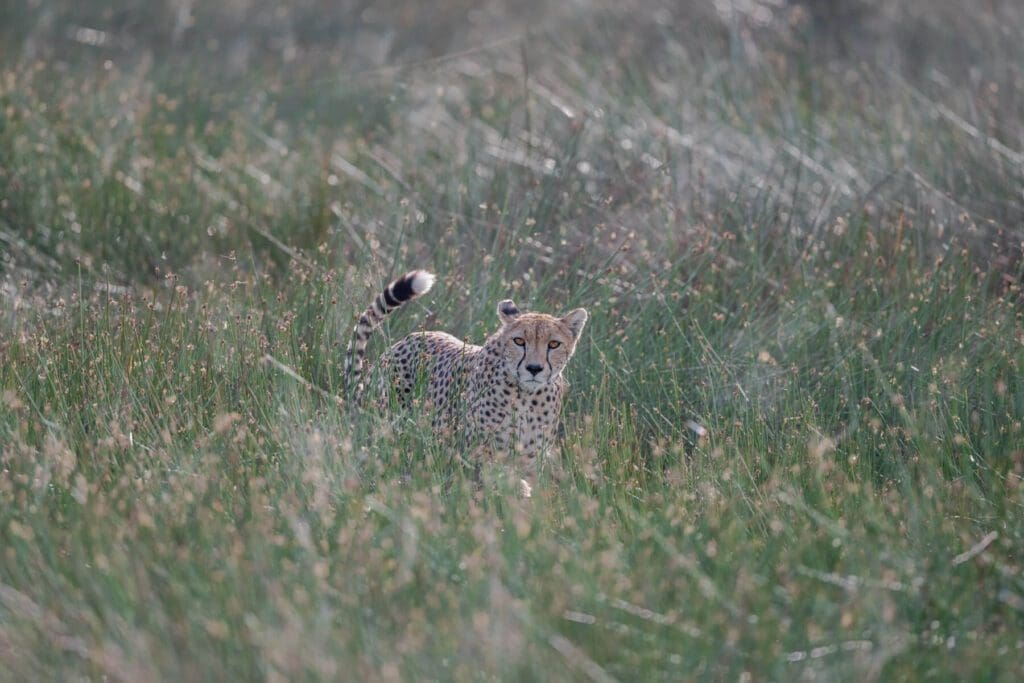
525,364,543,376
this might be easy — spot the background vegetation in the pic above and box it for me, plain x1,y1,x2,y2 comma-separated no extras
1,0,1022,679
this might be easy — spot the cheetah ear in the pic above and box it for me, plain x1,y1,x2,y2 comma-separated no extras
497,300,521,324
561,308,588,339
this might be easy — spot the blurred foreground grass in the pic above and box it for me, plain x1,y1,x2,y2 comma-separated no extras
1,1,1023,679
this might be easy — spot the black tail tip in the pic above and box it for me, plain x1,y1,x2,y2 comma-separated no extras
391,270,436,302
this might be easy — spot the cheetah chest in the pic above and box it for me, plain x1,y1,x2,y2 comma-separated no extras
466,367,563,456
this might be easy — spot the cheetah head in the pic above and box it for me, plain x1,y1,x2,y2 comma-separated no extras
495,299,588,392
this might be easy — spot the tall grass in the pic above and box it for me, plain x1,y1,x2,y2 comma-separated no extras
2,1,1023,679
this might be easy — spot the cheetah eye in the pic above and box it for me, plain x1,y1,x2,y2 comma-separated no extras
547,340,562,349
512,337,526,347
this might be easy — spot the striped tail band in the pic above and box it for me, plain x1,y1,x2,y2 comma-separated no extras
344,270,436,392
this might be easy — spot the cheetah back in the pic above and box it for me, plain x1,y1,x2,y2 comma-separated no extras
383,331,479,415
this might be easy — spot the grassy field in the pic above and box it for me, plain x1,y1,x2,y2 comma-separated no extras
2,0,1023,680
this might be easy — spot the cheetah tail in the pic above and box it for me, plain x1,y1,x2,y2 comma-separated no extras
344,270,435,392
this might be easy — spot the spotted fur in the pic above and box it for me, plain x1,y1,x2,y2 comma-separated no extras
345,270,588,473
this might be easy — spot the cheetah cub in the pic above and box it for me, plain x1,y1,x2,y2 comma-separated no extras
345,270,588,487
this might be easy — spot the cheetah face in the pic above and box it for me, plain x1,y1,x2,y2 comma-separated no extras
496,300,588,392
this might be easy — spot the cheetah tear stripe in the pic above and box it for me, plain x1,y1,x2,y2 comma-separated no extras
345,270,435,391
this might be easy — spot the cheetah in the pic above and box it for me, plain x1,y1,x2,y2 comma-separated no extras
345,270,588,482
